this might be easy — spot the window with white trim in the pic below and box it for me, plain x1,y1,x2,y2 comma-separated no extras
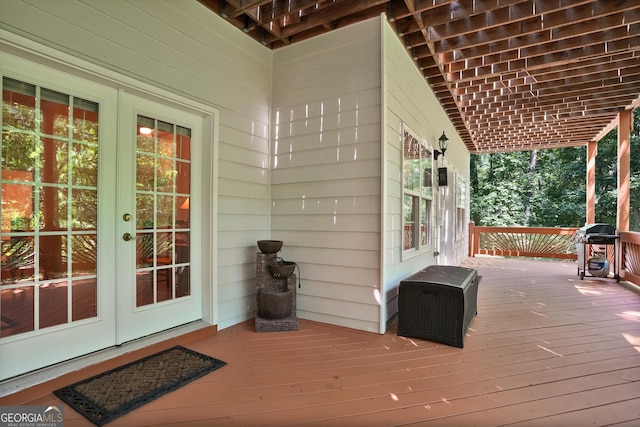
402,125,433,252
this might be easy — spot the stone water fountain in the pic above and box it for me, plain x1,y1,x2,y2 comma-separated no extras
255,240,298,332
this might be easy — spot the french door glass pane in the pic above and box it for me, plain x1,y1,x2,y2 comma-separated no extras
135,116,191,307
1,77,99,338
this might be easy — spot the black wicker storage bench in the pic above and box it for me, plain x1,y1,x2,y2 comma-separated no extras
397,265,480,348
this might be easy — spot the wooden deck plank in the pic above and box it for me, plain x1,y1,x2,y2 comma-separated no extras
1,258,638,426
406,382,640,427
499,398,640,427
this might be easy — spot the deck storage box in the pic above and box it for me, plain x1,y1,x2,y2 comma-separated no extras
397,265,479,348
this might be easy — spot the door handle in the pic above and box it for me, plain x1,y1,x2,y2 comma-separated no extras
123,233,136,241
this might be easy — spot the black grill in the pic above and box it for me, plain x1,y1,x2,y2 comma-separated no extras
576,223,619,280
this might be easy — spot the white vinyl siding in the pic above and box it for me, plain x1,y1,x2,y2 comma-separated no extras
381,19,470,326
270,18,383,333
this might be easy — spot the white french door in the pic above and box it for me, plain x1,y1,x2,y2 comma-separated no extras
1,52,205,380
115,93,203,344
1,54,118,380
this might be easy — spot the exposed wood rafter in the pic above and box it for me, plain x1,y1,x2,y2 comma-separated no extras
198,0,640,153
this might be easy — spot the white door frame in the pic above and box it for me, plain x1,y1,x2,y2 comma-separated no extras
0,32,218,379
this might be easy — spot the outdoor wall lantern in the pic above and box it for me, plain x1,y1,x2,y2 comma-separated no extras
433,131,449,160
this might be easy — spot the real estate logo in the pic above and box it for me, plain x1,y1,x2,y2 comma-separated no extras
0,406,64,427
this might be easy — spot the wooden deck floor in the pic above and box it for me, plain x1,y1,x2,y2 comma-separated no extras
2,258,640,426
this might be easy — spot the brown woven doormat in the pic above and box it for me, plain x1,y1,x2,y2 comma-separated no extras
54,346,226,426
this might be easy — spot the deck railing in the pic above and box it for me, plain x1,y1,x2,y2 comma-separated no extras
620,231,640,287
468,223,640,287
468,222,579,260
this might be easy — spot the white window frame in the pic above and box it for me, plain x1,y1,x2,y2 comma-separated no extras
402,124,434,257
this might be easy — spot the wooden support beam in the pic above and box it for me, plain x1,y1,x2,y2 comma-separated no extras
617,110,632,232
586,141,597,225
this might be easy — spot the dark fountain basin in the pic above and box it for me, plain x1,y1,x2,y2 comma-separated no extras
259,288,293,319
268,261,296,278
257,240,283,254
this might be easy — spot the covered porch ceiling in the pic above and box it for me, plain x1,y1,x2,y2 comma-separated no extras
198,0,640,154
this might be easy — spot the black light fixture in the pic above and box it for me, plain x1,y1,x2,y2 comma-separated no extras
434,131,449,160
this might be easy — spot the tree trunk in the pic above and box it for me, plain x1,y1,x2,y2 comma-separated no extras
524,150,537,226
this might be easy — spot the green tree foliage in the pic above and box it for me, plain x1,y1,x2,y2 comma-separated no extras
530,147,586,227
471,109,639,230
470,151,532,226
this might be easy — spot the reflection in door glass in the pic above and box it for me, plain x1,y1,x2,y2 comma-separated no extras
1,77,99,338
135,116,191,307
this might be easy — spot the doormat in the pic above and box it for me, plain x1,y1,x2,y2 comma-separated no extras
54,346,226,426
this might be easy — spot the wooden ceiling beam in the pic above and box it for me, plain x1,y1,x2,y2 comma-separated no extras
436,11,640,66
431,2,638,55
455,56,640,96
401,2,476,152
223,0,273,18
472,133,610,147
423,0,594,43
278,0,389,38
457,72,640,103
459,51,639,83
203,0,640,154
463,98,636,115
464,97,640,120
472,115,615,130
467,95,636,114
447,37,640,82
446,28,640,76
472,133,607,148
468,103,632,125
459,83,640,113
460,86,639,108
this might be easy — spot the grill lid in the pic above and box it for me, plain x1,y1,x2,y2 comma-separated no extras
578,223,616,235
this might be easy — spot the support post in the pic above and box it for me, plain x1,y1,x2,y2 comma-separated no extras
586,141,597,225
617,110,631,233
